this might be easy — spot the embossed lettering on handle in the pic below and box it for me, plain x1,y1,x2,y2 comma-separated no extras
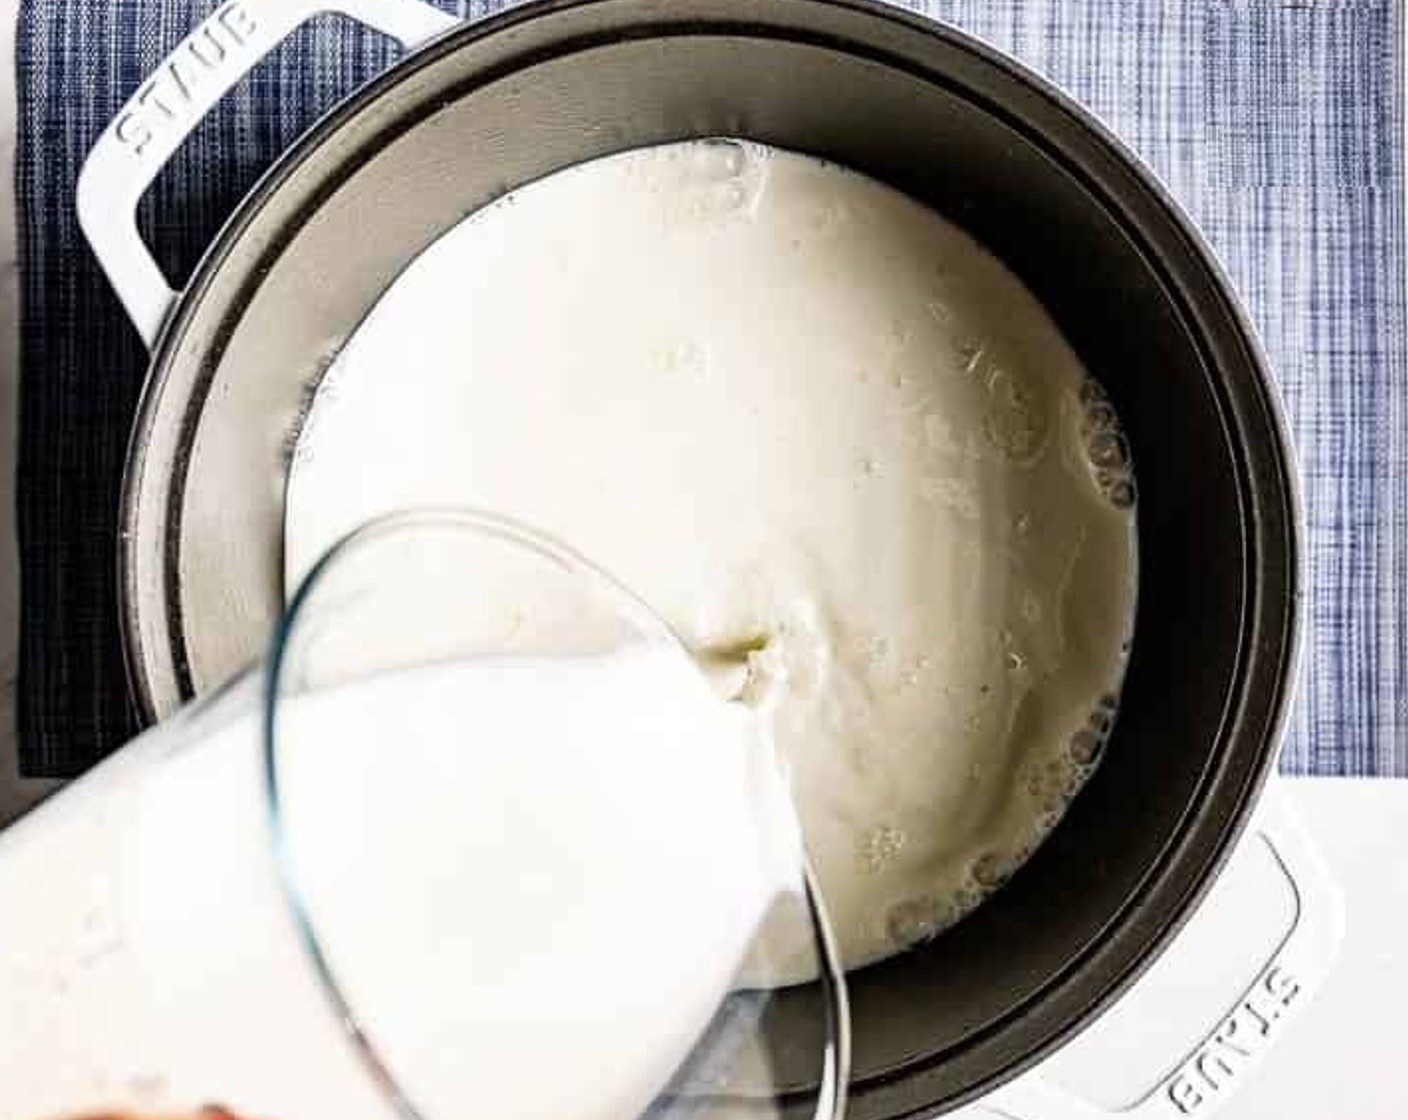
115,0,263,161
962,793,1344,1120
77,0,459,348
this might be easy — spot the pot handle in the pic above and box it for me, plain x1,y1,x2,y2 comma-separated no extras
962,791,1344,1120
76,0,459,349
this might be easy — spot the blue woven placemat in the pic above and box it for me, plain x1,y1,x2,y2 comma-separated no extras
15,0,1406,776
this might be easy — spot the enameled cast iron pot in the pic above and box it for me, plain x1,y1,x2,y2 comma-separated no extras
77,0,1305,1115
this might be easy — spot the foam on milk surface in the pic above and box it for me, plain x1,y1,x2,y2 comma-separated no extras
0,649,799,1119
286,140,1139,975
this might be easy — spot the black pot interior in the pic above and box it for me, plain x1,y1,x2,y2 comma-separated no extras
132,1,1297,1115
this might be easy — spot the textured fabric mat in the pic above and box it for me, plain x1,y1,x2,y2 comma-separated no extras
14,0,1406,775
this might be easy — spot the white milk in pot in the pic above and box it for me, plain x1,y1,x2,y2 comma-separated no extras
287,140,1139,981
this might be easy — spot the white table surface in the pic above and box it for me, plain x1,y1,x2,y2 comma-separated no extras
1,3,1404,1116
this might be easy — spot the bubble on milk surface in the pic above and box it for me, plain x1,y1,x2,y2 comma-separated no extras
1077,377,1137,510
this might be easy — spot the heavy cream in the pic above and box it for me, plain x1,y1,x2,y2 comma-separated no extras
285,140,1139,977
0,649,802,1119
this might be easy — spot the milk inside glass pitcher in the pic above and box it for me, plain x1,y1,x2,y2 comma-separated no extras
0,510,849,1120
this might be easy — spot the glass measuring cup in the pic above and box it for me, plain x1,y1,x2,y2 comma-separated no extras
266,508,852,1120
0,509,849,1120
0,509,844,1120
